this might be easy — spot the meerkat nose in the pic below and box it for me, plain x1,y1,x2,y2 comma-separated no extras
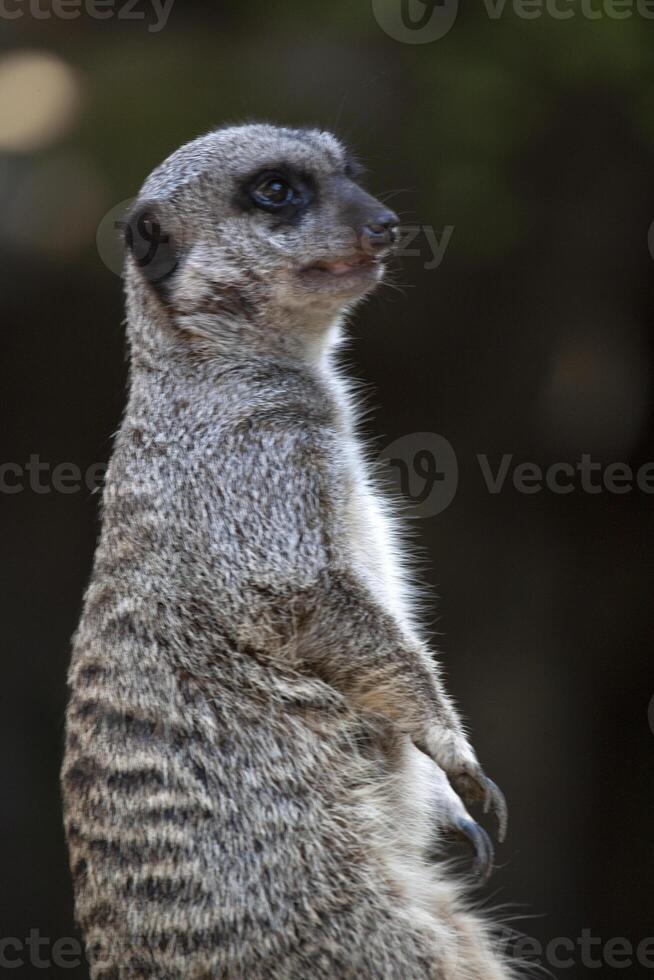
361,210,399,253
337,179,399,254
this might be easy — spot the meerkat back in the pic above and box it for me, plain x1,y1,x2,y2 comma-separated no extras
62,123,514,980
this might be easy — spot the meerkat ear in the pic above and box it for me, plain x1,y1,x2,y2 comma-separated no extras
123,201,179,296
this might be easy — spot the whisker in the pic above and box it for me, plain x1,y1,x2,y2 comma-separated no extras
377,187,415,201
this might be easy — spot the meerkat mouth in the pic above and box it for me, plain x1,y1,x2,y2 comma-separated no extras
302,253,382,277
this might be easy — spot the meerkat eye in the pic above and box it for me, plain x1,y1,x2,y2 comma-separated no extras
249,172,296,211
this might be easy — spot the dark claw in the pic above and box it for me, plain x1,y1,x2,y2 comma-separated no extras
451,769,508,843
453,816,495,884
482,776,508,844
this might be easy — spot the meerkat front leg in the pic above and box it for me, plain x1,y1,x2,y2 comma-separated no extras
227,419,507,846
298,568,507,844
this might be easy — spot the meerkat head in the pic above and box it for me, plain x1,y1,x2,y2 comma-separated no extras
123,123,398,360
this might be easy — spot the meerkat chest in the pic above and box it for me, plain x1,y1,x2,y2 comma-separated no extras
342,447,410,627
320,369,413,627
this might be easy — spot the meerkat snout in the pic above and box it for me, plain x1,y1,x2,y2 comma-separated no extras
122,124,398,355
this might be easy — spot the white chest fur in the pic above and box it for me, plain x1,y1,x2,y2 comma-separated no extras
343,437,414,630
318,356,417,634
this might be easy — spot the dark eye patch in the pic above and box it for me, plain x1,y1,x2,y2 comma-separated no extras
237,164,316,226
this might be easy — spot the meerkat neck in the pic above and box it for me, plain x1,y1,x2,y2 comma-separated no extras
125,278,348,375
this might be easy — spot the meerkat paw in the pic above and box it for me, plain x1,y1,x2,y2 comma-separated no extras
420,728,508,844
420,753,496,883
449,813,496,884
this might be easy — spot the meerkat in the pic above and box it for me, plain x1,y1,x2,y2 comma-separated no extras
62,123,514,980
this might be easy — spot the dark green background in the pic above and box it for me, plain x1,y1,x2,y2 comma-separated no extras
1,1,653,976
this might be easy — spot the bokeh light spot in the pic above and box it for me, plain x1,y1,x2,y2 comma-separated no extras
0,50,81,152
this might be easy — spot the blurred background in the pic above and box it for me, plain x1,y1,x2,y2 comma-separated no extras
1,1,653,976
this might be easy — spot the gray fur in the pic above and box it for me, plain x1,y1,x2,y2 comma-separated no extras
62,123,514,979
